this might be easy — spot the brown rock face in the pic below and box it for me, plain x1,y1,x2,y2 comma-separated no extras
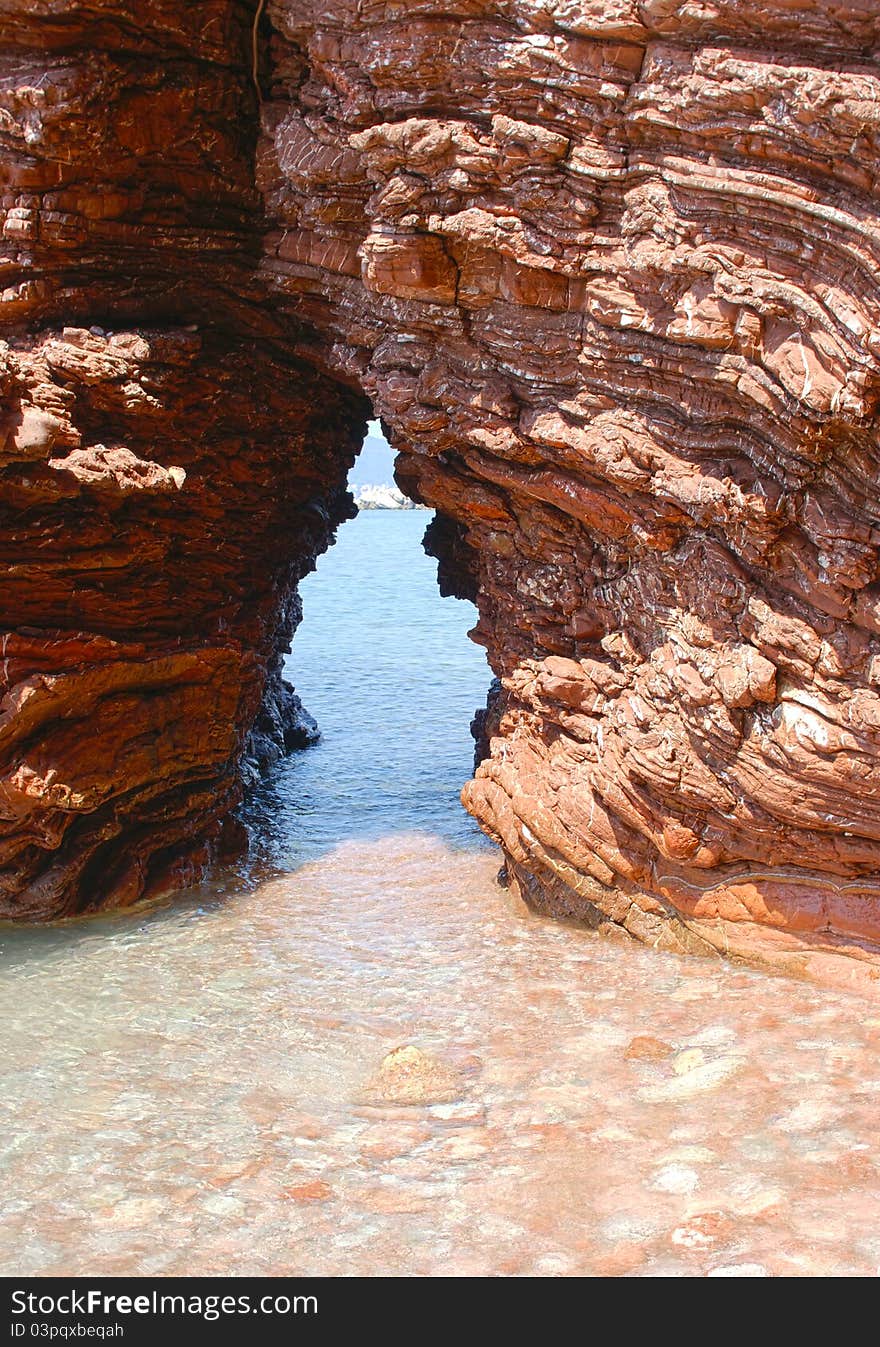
0,3,366,917
5,2,880,988
255,3,880,987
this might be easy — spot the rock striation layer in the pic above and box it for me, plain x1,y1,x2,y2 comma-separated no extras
259,0,880,990
5,1,880,990
0,2,365,917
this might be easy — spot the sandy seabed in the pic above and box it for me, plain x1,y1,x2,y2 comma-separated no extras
2,832,879,1277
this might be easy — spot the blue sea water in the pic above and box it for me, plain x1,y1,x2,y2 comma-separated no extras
246,508,492,868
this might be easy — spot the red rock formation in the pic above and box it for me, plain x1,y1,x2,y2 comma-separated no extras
0,2,365,917
6,1,880,992
258,1,880,991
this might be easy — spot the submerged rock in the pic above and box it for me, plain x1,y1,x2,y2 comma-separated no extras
243,673,320,788
362,1046,465,1107
624,1036,675,1064
673,1049,707,1077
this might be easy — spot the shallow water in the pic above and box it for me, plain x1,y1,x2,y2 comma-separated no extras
2,512,880,1278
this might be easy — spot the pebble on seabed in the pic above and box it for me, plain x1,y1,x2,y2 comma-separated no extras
361,1045,465,1106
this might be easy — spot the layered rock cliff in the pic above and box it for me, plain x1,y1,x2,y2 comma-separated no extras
256,1,880,990
4,2,880,989
0,2,365,917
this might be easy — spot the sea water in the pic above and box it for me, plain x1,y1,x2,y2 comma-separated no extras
2,511,880,1277
243,509,492,866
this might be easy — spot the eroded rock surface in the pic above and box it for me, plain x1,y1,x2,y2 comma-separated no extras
4,1,880,986
0,3,365,917
259,1,880,988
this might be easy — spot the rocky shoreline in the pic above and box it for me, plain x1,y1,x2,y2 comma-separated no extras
3,2,880,988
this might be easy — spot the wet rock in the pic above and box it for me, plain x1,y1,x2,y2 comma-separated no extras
734,1188,786,1218
357,1122,433,1162
281,1180,333,1204
624,1036,675,1063
650,1164,701,1197
673,1048,707,1076
659,1147,717,1167
670,1210,733,1249
707,1263,769,1279
640,1053,746,1103
435,1131,493,1163
244,675,320,786
352,1186,433,1216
